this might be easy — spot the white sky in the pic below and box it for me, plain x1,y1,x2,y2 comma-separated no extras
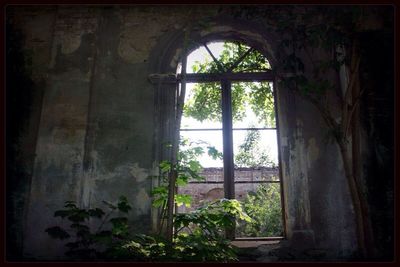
180,42,278,168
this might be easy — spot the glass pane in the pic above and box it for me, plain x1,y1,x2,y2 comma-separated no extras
180,130,223,168
176,137,224,214
234,166,280,183
232,48,271,73
235,183,284,238
177,181,224,214
186,42,224,74
233,125,282,238
233,129,279,168
186,41,271,74
181,82,222,129
231,82,275,129
179,81,223,215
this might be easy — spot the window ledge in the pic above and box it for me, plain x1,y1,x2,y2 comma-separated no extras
231,239,282,248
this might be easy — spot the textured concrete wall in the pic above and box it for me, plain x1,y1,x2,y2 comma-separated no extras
7,5,391,260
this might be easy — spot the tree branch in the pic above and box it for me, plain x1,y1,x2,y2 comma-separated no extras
344,88,365,139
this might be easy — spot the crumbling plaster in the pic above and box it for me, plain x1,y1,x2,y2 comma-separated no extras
6,5,371,260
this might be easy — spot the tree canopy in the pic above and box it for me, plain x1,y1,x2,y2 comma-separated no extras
183,41,276,128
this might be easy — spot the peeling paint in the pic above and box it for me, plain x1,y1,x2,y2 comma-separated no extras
60,34,82,54
118,12,179,64
118,32,157,63
15,5,369,259
127,163,148,183
281,137,288,147
135,188,150,215
170,48,182,69
307,138,320,168
286,128,313,231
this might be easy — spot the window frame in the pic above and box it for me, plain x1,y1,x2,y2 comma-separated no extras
177,42,286,241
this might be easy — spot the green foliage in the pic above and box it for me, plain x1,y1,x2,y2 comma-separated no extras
172,232,237,262
152,138,214,210
152,137,223,209
175,199,251,237
46,140,242,261
235,128,276,168
236,183,283,237
46,195,243,261
151,186,168,208
45,196,135,260
175,194,192,207
172,199,250,262
183,42,276,127
191,42,271,74
248,82,276,127
45,226,70,240
183,82,222,122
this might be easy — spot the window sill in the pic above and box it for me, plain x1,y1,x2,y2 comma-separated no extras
231,239,282,248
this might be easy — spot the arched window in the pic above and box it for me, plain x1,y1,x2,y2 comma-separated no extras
177,40,284,240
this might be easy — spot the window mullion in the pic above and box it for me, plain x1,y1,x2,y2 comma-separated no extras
221,79,235,240
204,43,226,73
221,79,235,201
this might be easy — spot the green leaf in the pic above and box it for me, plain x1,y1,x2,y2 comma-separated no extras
117,196,132,213
175,194,192,207
176,175,189,186
76,228,91,238
64,201,77,209
188,160,202,173
207,146,223,160
54,210,70,218
88,208,105,218
70,223,90,231
159,161,172,172
110,217,128,226
45,226,71,240
151,186,168,196
92,230,112,244
186,168,204,181
67,210,90,222
152,198,166,208
110,217,129,236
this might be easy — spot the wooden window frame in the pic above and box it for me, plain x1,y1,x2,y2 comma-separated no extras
177,45,286,240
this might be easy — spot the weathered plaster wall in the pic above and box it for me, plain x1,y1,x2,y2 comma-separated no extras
6,5,392,261
6,6,58,259
7,5,219,259
275,75,357,256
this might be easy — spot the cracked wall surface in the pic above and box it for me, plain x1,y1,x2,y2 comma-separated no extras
6,5,393,261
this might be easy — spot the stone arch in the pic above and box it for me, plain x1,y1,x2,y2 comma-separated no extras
205,188,224,201
148,15,279,74
147,14,316,242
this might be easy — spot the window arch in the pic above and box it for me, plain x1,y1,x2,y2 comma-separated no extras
177,40,285,240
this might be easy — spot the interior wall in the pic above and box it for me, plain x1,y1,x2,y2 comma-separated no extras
5,5,393,261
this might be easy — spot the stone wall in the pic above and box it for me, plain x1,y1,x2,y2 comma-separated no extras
6,5,393,261
178,167,280,213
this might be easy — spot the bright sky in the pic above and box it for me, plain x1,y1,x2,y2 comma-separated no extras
180,42,278,168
